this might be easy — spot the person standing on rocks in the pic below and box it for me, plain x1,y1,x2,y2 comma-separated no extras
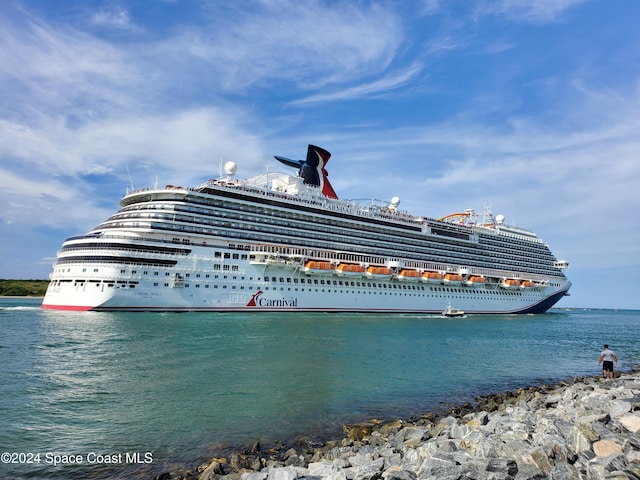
598,344,618,379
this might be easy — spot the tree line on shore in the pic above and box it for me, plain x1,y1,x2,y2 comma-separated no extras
0,279,49,297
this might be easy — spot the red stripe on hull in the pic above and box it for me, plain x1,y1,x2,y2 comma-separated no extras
41,304,94,311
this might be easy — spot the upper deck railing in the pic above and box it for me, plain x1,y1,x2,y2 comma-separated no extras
122,174,542,243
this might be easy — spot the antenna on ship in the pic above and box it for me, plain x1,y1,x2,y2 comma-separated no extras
219,156,223,180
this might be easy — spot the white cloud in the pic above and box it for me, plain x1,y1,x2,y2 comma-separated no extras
475,0,589,24
90,6,139,31
161,0,405,91
291,63,424,105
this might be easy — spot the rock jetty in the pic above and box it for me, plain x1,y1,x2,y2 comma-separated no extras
167,371,640,480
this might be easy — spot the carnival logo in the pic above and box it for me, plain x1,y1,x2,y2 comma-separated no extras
247,290,298,308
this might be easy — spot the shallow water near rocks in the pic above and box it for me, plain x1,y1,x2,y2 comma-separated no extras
1,298,639,478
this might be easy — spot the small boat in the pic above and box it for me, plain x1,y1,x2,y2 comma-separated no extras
443,304,465,317
303,260,335,275
365,266,393,279
397,269,420,281
465,275,486,287
421,271,444,283
501,278,521,289
443,273,463,285
336,263,365,276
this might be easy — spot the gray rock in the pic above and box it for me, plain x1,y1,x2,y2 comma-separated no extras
189,372,640,480
267,466,298,480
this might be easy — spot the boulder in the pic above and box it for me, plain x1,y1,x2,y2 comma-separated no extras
618,414,640,434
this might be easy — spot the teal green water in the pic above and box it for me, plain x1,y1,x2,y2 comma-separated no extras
1,297,639,478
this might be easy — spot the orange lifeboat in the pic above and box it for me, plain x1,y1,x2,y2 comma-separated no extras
303,260,334,275
422,271,444,283
501,278,521,289
466,276,486,287
398,269,420,281
521,280,536,289
365,266,393,279
336,263,365,277
443,273,463,285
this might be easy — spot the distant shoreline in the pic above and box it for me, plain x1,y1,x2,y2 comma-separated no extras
0,279,49,297
0,295,44,299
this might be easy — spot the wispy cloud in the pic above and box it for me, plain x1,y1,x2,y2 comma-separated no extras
160,0,405,92
291,63,424,105
90,5,140,31
474,0,589,24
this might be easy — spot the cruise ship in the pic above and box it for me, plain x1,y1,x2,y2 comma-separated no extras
42,145,571,313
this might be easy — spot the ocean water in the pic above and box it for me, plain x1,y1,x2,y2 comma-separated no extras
1,298,639,479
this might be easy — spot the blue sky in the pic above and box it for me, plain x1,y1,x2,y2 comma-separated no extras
1,0,638,309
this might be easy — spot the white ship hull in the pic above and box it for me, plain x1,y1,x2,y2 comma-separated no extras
42,145,571,314
42,243,570,314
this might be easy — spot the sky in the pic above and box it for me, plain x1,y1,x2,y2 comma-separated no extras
1,0,638,309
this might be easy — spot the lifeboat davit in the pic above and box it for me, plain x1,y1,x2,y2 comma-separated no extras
443,273,463,285
398,269,420,281
422,271,444,283
336,263,365,276
365,266,393,279
304,260,335,275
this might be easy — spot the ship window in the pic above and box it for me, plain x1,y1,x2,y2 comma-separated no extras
154,282,159,286
154,272,159,276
